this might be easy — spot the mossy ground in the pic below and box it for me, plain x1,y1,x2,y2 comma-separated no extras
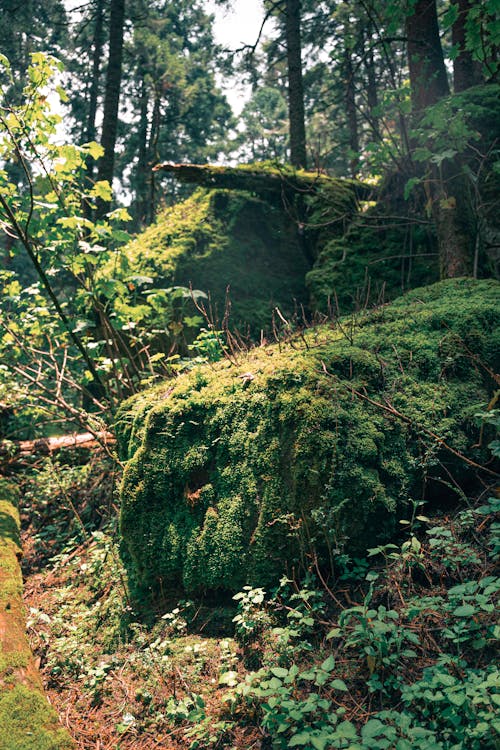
116,278,500,607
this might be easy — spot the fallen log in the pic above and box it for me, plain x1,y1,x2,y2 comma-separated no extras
0,478,74,748
154,161,374,202
0,431,115,461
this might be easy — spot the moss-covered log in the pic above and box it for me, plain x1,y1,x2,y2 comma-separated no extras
154,161,373,202
0,479,73,750
117,279,500,608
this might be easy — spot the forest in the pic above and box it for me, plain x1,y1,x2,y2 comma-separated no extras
0,0,498,748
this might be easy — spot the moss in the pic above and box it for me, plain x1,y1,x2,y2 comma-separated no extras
0,481,74,748
117,279,500,605
155,160,371,201
0,686,73,750
306,209,440,313
111,187,311,334
109,164,368,336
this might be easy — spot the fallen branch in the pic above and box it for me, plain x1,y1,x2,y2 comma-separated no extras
0,431,115,460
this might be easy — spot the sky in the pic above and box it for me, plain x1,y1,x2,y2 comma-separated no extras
206,0,266,113
207,0,264,50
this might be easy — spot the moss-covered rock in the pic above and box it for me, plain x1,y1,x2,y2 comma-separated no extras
306,208,439,313
113,187,312,334
110,165,367,336
117,279,500,606
0,479,73,749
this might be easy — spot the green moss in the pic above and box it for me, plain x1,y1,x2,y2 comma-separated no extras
118,279,500,605
0,482,74,748
111,187,311,333
0,686,73,750
306,209,439,313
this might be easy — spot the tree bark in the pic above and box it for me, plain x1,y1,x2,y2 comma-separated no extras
285,0,307,168
83,0,105,219
452,0,483,92
406,0,474,278
96,0,125,217
134,71,150,228
84,0,105,149
344,45,359,178
405,0,449,113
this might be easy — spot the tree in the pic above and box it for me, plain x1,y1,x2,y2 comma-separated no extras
119,0,233,226
238,86,288,161
451,0,484,91
96,0,126,217
405,0,475,278
284,0,307,168
405,0,449,113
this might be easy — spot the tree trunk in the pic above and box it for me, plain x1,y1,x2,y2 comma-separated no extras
434,165,475,277
405,0,449,113
147,87,161,224
134,71,150,228
83,0,105,219
365,38,379,132
96,0,125,217
285,0,307,169
344,45,359,178
452,0,483,91
84,0,105,150
406,0,474,278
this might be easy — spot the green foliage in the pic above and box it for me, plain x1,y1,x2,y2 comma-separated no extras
216,492,500,750
0,52,220,422
117,278,500,605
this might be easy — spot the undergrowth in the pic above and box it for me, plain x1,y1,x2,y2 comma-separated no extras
22,451,500,749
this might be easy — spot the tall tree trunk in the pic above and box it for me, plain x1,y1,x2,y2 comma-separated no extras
134,71,150,228
83,0,105,220
96,0,125,217
365,36,379,135
406,0,473,278
452,0,483,91
84,0,105,153
148,88,161,225
344,45,359,178
405,0,449,113
285,0,307,169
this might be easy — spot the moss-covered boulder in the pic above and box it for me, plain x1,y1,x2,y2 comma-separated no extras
111,166,367,335
117,279,499,606
0,479,73,749
114,187,312,334
306,210,439,312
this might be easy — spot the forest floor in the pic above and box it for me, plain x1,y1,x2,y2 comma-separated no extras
19,449,261,750
16,447,500,750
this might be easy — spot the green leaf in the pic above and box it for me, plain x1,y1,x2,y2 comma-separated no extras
90,180,113,201
271,667,289,679
321,654,336,672
453,604,476,617
330,679,348,691
289,732,312,746
85,141,104,160
326,627,341,639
